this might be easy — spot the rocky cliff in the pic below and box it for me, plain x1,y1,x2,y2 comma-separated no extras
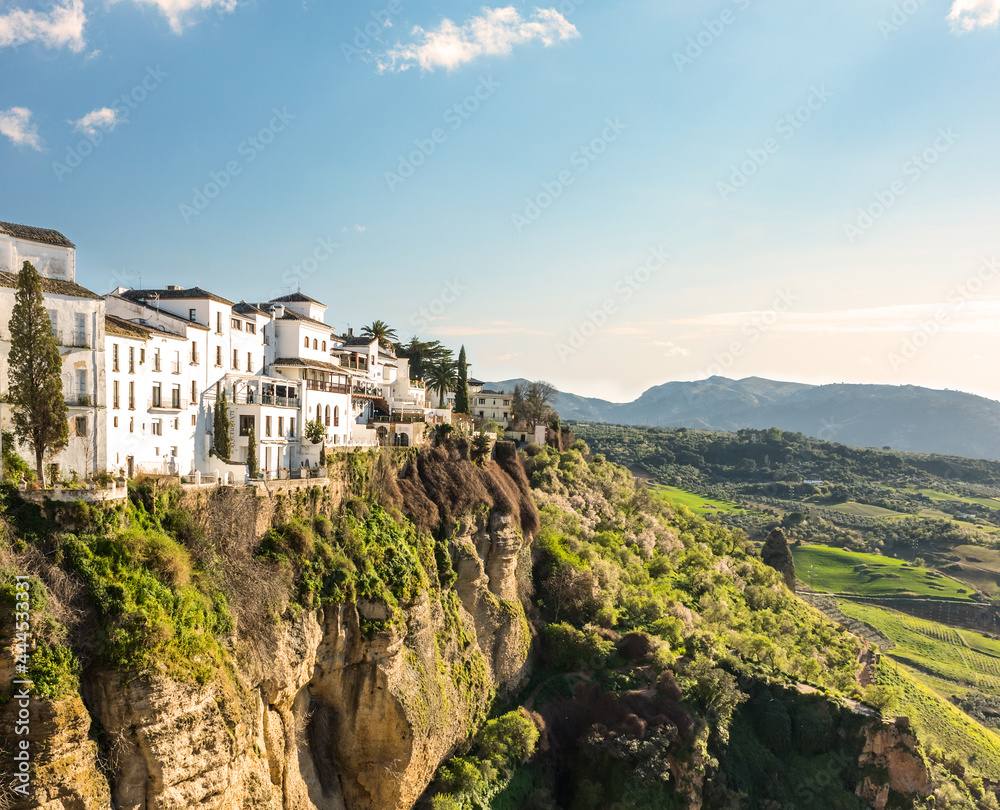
0,445,535,810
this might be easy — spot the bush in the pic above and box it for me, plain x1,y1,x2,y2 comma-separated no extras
862,684,901,715
478,710,540,770
541,622,614,672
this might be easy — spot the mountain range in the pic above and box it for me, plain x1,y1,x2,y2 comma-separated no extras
486,376,1000,462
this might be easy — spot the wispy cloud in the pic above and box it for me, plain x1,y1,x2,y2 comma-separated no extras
434,323,554,336
0,0,86,51
948,0,1000,31
0,107,43,151
125,0,236,34
71,107,122,137
377,6,579,73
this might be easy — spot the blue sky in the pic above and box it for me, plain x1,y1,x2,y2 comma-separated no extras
2,0,999,402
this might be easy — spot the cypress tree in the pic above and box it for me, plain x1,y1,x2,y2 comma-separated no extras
246,423,257,478
455,345,469,414
214,389,231,459
7,261,68,483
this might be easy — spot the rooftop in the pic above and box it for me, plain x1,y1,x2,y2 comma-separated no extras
0,271,99,300
120,286,234,306
105,313,150,340
272,357,342,373
0,221,75,248
269,291,327,307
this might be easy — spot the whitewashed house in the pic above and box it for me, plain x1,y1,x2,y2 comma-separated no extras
0,222,106,480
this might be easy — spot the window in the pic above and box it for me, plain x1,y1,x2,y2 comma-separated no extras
47,310,58,337
140,348,145,364
128,381,135,409
216,312,223,333
304,337,309,348
290,418,295,437
191,340,199,364
215,346,222,366
76,369,86,398
246,322,256,334
233,349,239,370
189,308,197,321
333,406,339,427
231,318,242,330
191,381,197,403
129,417,134,433
325,405,330,427
322,341,326,352
74,312,86,346
479,410,484,417
479,398,486,405
151,420,162,436
113,380,120,409
316,405,322,422
129,346,135,373
278,416,284,436
246,352,252,372
152,384,162,408
171,385,181,409
153,348,161,372
191,414,197,426
239,415,255,436
112,343,120,372
265,416,272,437
503,400,510,407
313,339,318,350
113,416,118,428
172,418,179,430
75,416,87,436
173,350,180,373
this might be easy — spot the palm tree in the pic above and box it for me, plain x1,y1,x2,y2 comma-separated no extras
361,320,398,350
425,361,458,409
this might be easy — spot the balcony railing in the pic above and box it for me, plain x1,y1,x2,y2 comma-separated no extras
57,331,89,349
171,361,182,374
306,379,350,394
261,394,299,407
190,351,200,365
352,381,383,397
68,394,91,407
148,396,188,411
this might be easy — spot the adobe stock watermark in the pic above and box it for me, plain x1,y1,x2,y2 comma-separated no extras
385,75,500,191
887,254,999,371
673,0,752,72
269,237,339,300
51,66,168,182
843,127,959,244
512,117,627,234
556,246,669,360
179,107,295,224
341,0,404,63
878,0,929,39
695,288,797,379
718,85,833,201
12,575,32,799
409,279,466,329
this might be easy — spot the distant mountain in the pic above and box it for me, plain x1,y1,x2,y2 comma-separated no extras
486,376,1000,462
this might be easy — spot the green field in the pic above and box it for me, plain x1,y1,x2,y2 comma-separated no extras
940,545,1000,598
838,600,1000,695
904,487,1000,511
821,501,905,518
650,484,742,515
792,545,975,600
876,659,1000,781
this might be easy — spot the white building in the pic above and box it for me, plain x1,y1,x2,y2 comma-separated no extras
0,222,106,480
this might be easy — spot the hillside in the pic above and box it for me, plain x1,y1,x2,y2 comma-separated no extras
489,376,1000,461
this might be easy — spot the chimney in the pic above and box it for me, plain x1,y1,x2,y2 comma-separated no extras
270,304,285,318
347,327,354,337
165,285,183,291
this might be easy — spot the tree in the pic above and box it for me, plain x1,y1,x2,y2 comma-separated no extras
7,261,68,483
213,389,231,459
426,361,457,409
397,337,453,381
246,423,257,478
761,528,796,590
513,380,556,428
305,419,325,444
360,320,398,350
454,345,469,414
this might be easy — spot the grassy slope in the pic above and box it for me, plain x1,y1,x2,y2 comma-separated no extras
792,545,975,600
649,483,742,515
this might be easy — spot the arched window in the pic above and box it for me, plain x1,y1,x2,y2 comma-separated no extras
313,339,318,350
325,405,331,426
304,337,309,348
333,406,339,427
316,404,322,423
322,341,326,352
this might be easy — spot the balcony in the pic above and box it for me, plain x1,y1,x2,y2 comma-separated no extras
306,379,350,394
67,394,92,407
172,361,182,374
260,394,299,408
57,331,89,349
352,380,383,398
190,352,200,365
148,396,188,411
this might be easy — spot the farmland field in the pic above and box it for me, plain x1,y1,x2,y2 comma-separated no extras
792,544,976,600
649,484,742,515
904,487,1000,511
820,501,905,518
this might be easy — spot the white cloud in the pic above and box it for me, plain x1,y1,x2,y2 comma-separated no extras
0,0,86,52
71,107,122,137
947,0,1000,31
0,107,43,150
378,6,579,73
125,0,236,34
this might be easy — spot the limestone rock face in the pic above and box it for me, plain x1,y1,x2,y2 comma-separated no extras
7,502,528,810
855,720,931,810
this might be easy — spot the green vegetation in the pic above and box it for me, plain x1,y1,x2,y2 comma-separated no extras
649,483,742,515
792,545,975,600
213,389,231,458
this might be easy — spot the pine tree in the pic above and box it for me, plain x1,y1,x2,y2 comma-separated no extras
6,261,68,483
246,423,257,478
455,345,470,414
214,389,231,459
